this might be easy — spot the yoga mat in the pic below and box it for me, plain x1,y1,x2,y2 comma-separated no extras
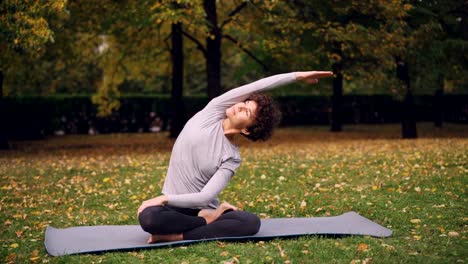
45,211,392,256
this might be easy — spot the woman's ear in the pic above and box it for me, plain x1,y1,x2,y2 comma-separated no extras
241,128,250,135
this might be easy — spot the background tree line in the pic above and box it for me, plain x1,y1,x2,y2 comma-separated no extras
1,0,467,147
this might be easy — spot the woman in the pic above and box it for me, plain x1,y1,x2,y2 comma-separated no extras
137,71,333,243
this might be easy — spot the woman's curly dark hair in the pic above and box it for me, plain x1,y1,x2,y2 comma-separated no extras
242,92,282,142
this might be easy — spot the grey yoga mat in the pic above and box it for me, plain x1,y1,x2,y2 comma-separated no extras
45,211,392,256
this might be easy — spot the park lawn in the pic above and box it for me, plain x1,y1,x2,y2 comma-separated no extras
0,123,467,264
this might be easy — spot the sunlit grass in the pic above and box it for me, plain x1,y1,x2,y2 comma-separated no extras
1,123,467,263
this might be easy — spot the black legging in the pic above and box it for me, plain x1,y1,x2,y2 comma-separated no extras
138,205,261,240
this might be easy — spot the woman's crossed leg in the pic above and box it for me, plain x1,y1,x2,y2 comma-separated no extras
138,203,261,243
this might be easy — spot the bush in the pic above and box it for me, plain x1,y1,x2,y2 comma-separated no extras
3,94,467,139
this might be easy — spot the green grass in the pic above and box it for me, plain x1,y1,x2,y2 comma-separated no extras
1,123,467,263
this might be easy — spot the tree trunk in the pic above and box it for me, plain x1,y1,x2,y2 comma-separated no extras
331,62,343,132
0,70,3,99
0,69,9,149
169,23,187,139
397,59,417,139
402,89,417,138
203,0,222,99
434,74,444,128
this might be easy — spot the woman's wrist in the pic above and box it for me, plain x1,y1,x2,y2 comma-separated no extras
294,72,300,80
295,72,304,81
161,195,169,205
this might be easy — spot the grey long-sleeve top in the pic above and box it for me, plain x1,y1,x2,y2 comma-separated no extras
162,72,297,209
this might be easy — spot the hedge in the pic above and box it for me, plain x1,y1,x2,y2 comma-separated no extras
2,94,467,139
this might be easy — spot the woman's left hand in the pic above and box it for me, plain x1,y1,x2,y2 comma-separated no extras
137,195,168,217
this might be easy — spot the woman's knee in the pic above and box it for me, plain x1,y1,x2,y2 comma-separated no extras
138,206,165,233
232,211,261,235
244,212,261,235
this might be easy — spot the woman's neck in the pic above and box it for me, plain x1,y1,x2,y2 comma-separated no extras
222,118,239,143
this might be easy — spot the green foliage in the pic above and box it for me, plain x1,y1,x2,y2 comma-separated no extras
291,1,413,95
0,0,69,98
235,1,313,71
407,0,468,93
2,1,466,113
82,1,170,116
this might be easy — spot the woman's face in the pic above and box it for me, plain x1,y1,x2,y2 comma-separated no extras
225,100,258,132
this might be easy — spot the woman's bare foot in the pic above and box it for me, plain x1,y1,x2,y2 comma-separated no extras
147,233,183,244
198,202,237,224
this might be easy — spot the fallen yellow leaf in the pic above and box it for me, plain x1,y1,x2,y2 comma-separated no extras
381,243,395,250
5,253,16,262
276,243,286,258
300,200,307,210
357,243,369,252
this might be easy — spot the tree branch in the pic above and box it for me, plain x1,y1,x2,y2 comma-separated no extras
220,1,248,29
222,34,269,71
181,30,207,57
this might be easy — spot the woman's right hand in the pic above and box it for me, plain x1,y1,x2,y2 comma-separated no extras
137,195,168,217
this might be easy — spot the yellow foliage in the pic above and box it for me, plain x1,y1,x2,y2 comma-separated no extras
1,0,68,53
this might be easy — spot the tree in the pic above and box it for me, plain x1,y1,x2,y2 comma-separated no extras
0,0,68,148
169,22,186,138
151,0,261,137
291,0,413,134
84,1,170,116
153,1,306,96
82,0,311,138
1,0,69,93
396,57,417,138
406,0,468,128
203,0,222,99
154,0,251,99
